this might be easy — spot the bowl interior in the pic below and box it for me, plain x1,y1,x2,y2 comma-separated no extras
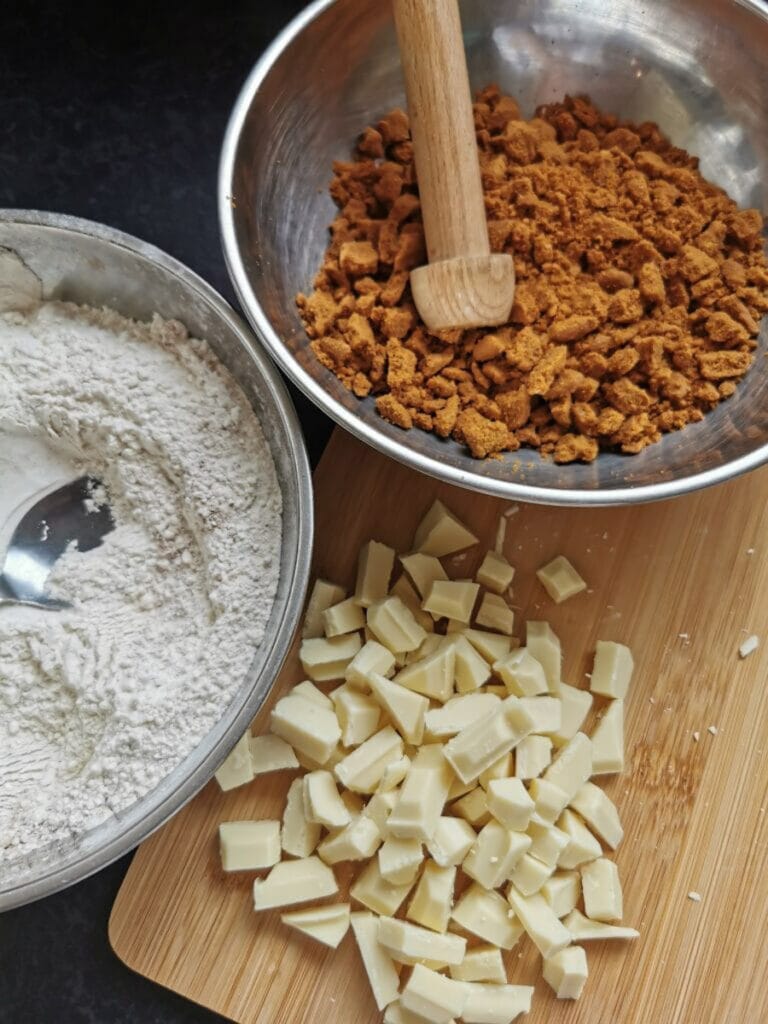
224,0,768,503
0,213,311,908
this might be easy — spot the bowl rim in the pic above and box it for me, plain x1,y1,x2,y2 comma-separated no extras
219,0,768,508
0,208,314,910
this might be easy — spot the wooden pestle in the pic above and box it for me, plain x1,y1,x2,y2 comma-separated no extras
393,0,515,332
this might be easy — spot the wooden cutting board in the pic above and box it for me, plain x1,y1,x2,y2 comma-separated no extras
110,428,768,1024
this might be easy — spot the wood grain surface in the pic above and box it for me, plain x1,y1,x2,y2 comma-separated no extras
110,429,768,1024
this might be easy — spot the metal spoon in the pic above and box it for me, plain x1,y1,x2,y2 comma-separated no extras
0,477,114,610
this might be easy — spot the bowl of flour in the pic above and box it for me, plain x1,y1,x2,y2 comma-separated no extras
0,211,313,909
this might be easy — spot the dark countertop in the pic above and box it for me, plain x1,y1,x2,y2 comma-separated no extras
0,2,333,1021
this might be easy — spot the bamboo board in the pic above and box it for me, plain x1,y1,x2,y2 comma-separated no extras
110,428,768,1024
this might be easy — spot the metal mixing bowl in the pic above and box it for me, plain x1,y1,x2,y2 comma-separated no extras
0,211,313,910
220,0,768,506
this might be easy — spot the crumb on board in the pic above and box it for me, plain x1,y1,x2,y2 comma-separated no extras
739,634,759,658
708,725,718,736
688,891,702,903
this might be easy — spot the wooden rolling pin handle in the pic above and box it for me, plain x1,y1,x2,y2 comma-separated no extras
393,0,515,331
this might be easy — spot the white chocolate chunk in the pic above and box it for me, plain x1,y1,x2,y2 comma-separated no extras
378,916,466,967
215,732,254,792
378,755,411,792
508,853,554,896
351,855,417,915
475,593,515,636
494,648,548,698
219,820,280,872
427,816,477,868
335,726,404,794
461,982,534,1024
401,963,469,1023
543,732,592,802
299,633,362,682
369,673,428,744
550,684,593,745
401,552,448,599
391,573,436,632
423,580,480,625
425,693,501,738
507,888,571,958
379,837,424,885
407,860,456,933
542,870,581,918
450,945,506,984
451,787,491,829
463,628,513,664
406,634,444,664
356,540,396,608
323,596,366,637
479,751,513,791
487,778,535,831
345,640,397,689
364,789,399,833
414,499,478,557
526,621,561,690
543,945,588,999
281,777,321,858
394,643,456,703
384,1001,449,1024
252,856,337,911
527,819,570,867
444,696,534,784
448,774,478,801
303,770,351,829
514,735,553,779
527,779,570,823
570,782,624,849
451,883,524,949
476,550,515,595
519,696,562,734
350,911,401,1011
368,596,428,653
464,821,530,891
590,641,634,699
536,556,587,604
318,814,382,864
302,579,346,638
590,699,625,774
453,635,493,692
333,686,381,747
739,634,759,659
292,680,334,707
270,693,341,766
556,809,603,869
281,903,351,949
564,908,639,941
249,734,299,775
581,857,623,922
387,745,454,841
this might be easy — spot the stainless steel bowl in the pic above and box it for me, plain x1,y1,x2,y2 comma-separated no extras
0,210,313,910
220,0,768,506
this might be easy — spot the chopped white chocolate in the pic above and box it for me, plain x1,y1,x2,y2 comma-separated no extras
463,820,530,889
364,789,399,832
444,696,534,784
508,853,554,896
507,888,571,958
479,751,513,790
281,777,322,858
476,550,515,595
590,699,624,774
449,945,506,984
536,556,587,604
379,836,424,886
425,693,501,738
394,643,456,703
550,684,593,745
542,870,581,918
739,634,759,659
414,499,478,557
303,770,351,829
350,911,401,1011
406,634,444,665
368,673,428,744
302,579,346,638
527,819,570,866
215,732,254,792
452,883,524,949
487,778,535,831
252,855,337,911
543,945,588,999
423,580,480,625
526,621,561,690
543,732,593,801
475,593,515,636
270,693,341,766
299,633,362,682
515,735,553,779
356,540,396,608
448,774,478,800
518,696,562,734
332,686,381,747
494,648,548,697
590,641,634,699
528,779,570,824
400,963,469,1023
281,903,351,949
293,680,335,707
563,908,639,941
453,635,493,692
378,755,411,792
427,816,477,867
318,814,382,864
494,515,506,556
461,982,534,1024
248,734,299,776
351,855,417,915
345,640,397,689
368,596,428,654
451,787,491,829
570,782,624,849
463,628,514,664
556,809,602,869
581,857,623,922
407,860,456,933
401,552,448,599
387,744,454,841
323,596,366,638
219,820,281,872
378,916,466,967
335,726,404,793
391,573,436,632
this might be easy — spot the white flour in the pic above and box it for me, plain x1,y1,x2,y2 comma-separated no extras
0,302,282,876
